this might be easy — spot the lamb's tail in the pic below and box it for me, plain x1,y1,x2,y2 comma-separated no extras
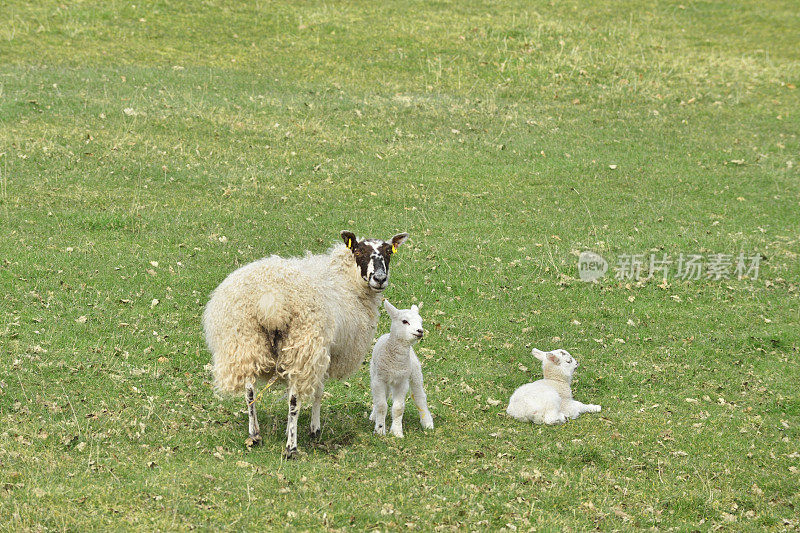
257,290,291,332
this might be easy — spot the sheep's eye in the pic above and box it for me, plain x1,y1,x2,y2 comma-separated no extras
402,320,409,325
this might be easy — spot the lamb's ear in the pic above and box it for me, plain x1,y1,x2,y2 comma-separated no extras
383,299,398,317
411,304,419,313
390,232,409,252
546,352,560,365
341,230,357,251
531,348,547,361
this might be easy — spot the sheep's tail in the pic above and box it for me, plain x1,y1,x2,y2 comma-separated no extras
257,290,291,332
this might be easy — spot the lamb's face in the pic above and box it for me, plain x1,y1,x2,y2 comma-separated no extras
341,231,409,292
384,300,424,344
533,348,578,381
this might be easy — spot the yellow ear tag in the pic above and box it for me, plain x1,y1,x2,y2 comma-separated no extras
348,238,353,249
392,244,397,253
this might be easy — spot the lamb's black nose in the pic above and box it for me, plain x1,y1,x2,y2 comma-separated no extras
373,273,387,284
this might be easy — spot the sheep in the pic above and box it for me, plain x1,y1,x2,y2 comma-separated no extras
369,300,433,438
203,230,409,458
507,348,601,424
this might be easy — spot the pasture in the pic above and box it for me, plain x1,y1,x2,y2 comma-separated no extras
1,0,798,529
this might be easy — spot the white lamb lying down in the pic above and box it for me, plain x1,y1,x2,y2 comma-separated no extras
369,300,434,437
507,348,601,425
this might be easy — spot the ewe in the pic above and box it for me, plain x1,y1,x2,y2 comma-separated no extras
204,231,408,458
369,300,433,437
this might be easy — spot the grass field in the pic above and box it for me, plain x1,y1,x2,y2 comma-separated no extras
1,0,799,530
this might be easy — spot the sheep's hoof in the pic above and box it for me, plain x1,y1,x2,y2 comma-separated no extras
245,434,262,448
310,428,322,439
283,446,298,460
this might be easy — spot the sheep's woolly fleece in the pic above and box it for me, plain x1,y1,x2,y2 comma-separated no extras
203,244,382,401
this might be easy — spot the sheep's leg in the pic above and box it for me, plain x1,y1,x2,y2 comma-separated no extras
564,399,601,419
583,402,602,414
278,319,331,458
309,383,324,439
284,390,300,459
371,380,388,435
245,382,262,445
543,397,567,424
543,411,567,425
409,368,434,430
389,380,410,438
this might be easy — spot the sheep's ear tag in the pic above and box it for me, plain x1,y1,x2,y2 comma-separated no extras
348,238,353,249
392,244,397,254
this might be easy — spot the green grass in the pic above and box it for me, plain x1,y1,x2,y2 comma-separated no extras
1,0,799,529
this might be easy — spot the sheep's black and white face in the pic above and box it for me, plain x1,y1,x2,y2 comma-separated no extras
341,231,408,291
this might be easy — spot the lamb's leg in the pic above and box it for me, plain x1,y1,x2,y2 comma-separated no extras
543,410,567,425
309,383,324,439
389,380,410,438
585,403,602,413
371,380,388,435
245,382,262,445
409,365,433,430
574,400,602,416
544,397,567,425
562,400,601,419
284,390,300,459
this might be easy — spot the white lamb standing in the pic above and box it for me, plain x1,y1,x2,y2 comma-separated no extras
369,300,433,437
203,230,409,458
507,348,601,425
